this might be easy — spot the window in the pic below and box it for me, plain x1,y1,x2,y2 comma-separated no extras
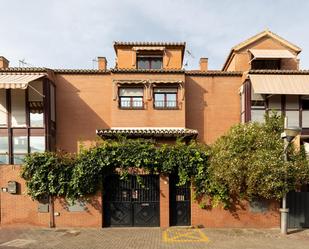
13,135,28,164
251,92,265,122
0,89,7,127
137,55,163,69
11,90,26,127
30,136,45,152
302,96,309,128
28,81,44,127
0,135,9,164
251,59,281,70
285,95,299,127
119,88,144,109
154,88,178,109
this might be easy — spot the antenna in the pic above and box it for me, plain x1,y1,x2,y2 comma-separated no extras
18,59,35,67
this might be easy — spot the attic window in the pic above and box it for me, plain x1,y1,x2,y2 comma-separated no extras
251,59,281,70
137,55,163,70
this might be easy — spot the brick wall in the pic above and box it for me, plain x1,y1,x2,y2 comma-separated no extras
159,175,169,228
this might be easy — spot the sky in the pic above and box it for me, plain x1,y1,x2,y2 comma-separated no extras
0,0,309,70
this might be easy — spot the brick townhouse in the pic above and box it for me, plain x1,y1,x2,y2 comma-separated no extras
0,29,308,228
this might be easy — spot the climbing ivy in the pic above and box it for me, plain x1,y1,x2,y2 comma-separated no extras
21,138,209,201
21,114,309,208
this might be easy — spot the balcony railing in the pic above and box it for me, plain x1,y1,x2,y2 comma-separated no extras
154,100,178,110
119,100,144,109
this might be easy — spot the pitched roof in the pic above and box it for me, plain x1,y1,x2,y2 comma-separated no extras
249,69,309,75
222,29,302,71
233,29,301,52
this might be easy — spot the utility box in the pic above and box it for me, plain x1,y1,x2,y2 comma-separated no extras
7,181,17,194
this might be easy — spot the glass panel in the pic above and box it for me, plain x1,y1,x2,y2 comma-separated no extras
166,93,177,107
11,90,26,127
0,89,7,127
251,92,264,101
251,100,265,108
251,109,265,123
13,136,28,153
132,97,143,108
268,95,281,110
154,88,178,93
29,81,44,127
137,58,149,69
154,93,165,108
302,110,309,128
151,58,162,69
285,111,299,127
286,95,299,109
50,84,56,122
119,88,143,97
30,113,44,127
0,154,9,164
13,154,26,164
301,96,309,110
29,81,43,101
0,136,8,153
120,97,131,108
30,136,45,152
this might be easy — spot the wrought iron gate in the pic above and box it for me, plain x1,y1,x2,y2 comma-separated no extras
103,175,160,227
287,191,309,228
170,175,191,226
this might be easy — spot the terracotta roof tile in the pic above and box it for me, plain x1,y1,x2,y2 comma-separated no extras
249,69,309,75
96,128,198,138
186,70,242,76
111,68,185,74
114,41,186,47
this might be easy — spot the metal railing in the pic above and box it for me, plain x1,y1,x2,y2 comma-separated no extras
154,100,178,109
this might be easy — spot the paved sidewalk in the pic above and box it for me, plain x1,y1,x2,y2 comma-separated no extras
0,227,308,249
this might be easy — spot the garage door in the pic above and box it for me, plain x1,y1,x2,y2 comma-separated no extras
103,175,160,227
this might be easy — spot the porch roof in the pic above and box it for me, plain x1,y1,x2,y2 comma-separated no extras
96,127,198,138
0,72,46,89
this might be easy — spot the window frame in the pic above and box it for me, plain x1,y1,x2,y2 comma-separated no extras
118,87,144,110
0,79,52,165
153,87,179,110
136,55,163,70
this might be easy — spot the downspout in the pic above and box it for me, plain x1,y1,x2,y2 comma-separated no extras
49,195,55,228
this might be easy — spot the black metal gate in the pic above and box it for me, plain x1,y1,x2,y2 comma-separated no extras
287,191,309,228
170,175,191,226
103,175,160,227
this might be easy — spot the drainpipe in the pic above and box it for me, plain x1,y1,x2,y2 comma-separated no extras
49,195,55,228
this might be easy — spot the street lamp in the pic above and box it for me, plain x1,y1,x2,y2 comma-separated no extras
280,123,301,235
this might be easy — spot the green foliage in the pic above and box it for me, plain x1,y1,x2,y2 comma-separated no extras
21,114,309,209
205,113,309,207
21,152,74,200
21,138,209,201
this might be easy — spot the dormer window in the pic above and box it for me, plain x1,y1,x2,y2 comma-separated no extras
251,59,281,70
119,87,144,109
137,55,163,70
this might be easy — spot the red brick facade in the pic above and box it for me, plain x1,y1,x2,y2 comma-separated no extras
0,30,304,228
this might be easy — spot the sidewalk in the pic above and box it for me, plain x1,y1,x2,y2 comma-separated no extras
0,227,308,249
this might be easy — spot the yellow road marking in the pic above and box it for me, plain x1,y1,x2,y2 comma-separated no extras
162,228,209,243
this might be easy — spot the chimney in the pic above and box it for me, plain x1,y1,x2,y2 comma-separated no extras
98,57,107,70
0,56,9,69
199,57,208,71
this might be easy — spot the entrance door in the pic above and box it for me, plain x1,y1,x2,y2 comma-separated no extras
103,175,160,227
287,190,309,228
170,175,191,226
